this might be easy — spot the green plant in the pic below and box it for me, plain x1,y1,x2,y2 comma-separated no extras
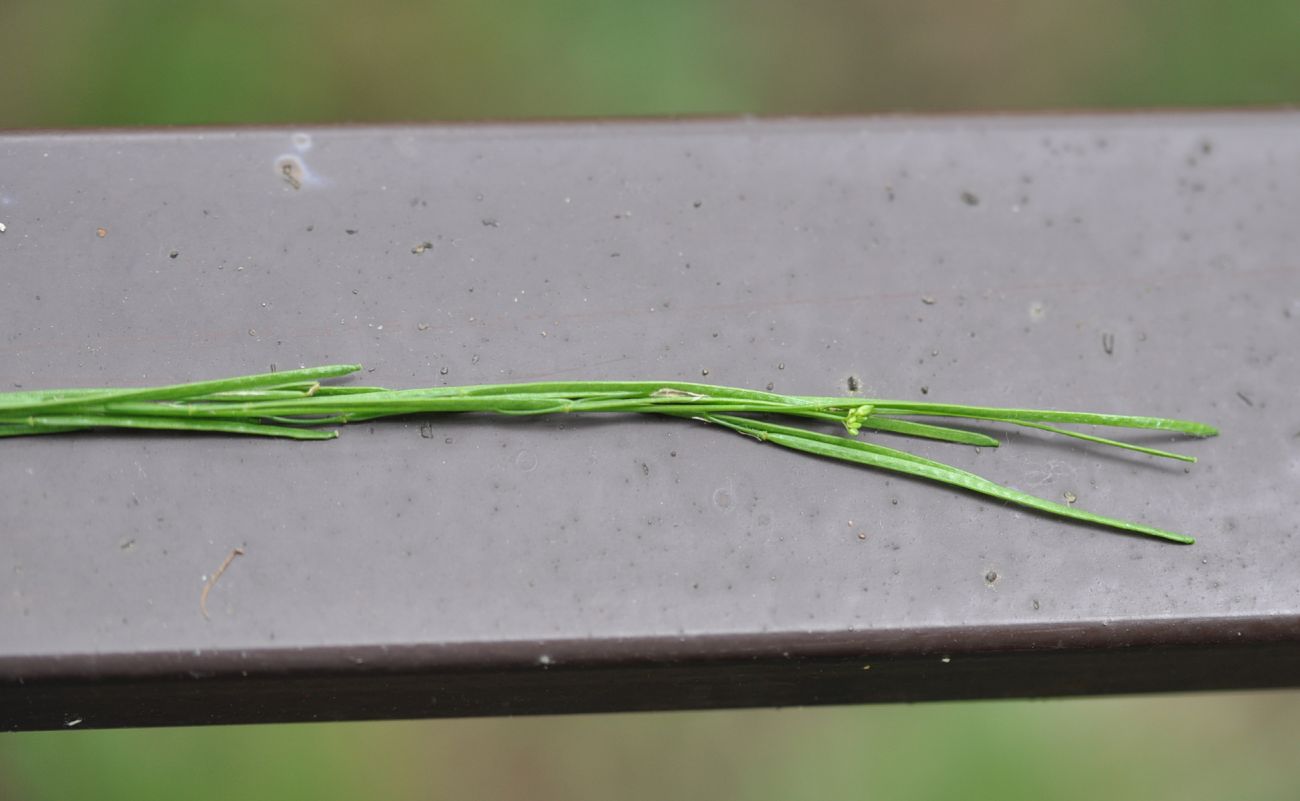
0,364,1217,543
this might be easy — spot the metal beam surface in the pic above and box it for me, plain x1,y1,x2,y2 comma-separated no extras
2,114,1298,729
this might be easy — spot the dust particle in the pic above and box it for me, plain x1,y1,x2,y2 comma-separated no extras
1064,491,1077,505
417,323,430,331
961,191,980,206
279,160,302,189
921,296,936,305
96,227,108,237
847,375,860,392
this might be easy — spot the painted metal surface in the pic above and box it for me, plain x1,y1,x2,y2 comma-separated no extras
2,114,1297,728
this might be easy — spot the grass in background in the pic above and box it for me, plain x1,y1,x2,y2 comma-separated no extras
0,0,1297,128
5,692,1300,801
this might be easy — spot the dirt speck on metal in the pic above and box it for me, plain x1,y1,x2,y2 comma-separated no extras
276,156,304,189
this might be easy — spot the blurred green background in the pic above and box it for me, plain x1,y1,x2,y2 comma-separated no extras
2,1,1299,799
5,693,1300,800
1,0,1298,127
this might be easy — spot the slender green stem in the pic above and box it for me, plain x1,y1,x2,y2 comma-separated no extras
848,399,1218,438
0,365,362,415
1004,420,1197,463
1,414,338,440
0,365,1216,544
697,414,1194,544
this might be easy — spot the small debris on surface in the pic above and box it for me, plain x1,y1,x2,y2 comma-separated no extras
1102,332,1115,355
345,228,358,235
96,227,107,237
0,222,7,233
200,547,246,620
439,367,449,375
247,329,257,337
1236,391,1254,407
280,161,302,189
1064,491,1078,505
411,241,433,254
985,570,999,584
920,386,929,395
481,218,498,227
847,375,860,392
169,250,179,259
857,531,867,540
960,191,980,206
417,323,429,331
921,295,936,305
701,369,709,376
